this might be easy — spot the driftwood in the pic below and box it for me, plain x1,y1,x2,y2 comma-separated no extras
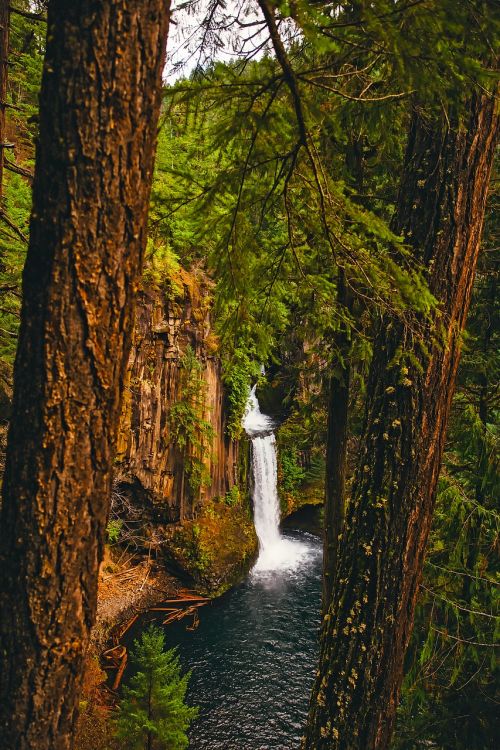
116,613,138,640
186,610,200,631
162,605,198,625
159,597,209,605
102,566,137,581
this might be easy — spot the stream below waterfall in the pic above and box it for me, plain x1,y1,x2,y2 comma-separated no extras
162,528,322,749
126,387,323,749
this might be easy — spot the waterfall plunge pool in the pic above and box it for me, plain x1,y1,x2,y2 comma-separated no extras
168,388,323,748
151,526,322,750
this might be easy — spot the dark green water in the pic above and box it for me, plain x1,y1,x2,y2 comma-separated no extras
135,529,322,750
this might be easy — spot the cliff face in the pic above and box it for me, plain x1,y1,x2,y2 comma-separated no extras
114,267,257,592
116,267,239,522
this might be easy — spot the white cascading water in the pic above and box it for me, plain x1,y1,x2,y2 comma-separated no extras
243,385,309,573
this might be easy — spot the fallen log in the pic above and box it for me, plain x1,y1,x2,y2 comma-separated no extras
102,566,137,581
112,652,128,691
158,596,211,606
162,610,186,626
177,594,209,601
102,644,126,663
186,610,200,631
117,613,138,639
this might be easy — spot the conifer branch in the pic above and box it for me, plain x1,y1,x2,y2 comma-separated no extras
9,6,46,23
0,209,28,243
4,156,33,182
257,0,308,147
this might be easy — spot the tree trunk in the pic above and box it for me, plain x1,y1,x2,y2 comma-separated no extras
322,136,362,614
304,93,498,750
0,0,9,203
323,269,351,614
463,268,495,602
0,2,170,749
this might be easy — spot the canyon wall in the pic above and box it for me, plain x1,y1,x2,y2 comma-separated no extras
113,265,325,592
116,267,240,521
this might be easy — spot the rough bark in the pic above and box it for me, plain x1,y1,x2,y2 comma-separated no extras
304,93,498,750
0,2,170,749
323,136,362,614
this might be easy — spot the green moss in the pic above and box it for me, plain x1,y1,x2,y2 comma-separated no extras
275,442,324,518
222,349,262,440
280,448,306,492
166,498,257,594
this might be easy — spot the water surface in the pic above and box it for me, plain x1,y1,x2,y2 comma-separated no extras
127,387,323,749
162,529,322,750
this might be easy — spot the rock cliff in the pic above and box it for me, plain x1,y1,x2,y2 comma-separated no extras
116,267,239,519
114,266,257,591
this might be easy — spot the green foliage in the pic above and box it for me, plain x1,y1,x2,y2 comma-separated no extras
7,5,45,143
222,348,261,440
142,238,183,297
173,520,214,577
169,499,257,592
169,346,214,493
0,4,44,369
224,484,240,507
113,625,198,750
106,519,123,545
279,448,306,493
0,173,30,363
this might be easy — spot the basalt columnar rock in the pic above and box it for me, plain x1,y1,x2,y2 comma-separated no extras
116,267,240,521
114,267,257,591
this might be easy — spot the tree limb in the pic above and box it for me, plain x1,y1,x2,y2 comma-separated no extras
4,156,33,182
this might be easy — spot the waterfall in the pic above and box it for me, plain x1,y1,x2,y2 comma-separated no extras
243,385,309,573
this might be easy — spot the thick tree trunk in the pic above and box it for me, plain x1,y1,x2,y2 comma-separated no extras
304,93,498,750
0,2,170,749
0,0,9,203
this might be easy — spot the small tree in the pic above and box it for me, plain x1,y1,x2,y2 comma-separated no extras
113,626,198,750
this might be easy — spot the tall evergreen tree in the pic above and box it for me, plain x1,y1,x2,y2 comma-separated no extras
394,192,499,749
0,0,9,204
0,2,170,748
114,626,198,750
304,93,498,750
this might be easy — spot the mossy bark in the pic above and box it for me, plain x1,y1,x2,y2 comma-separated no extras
304,94,498,750
0,2,170,748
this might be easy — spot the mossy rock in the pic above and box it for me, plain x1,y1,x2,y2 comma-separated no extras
164,499,258,595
